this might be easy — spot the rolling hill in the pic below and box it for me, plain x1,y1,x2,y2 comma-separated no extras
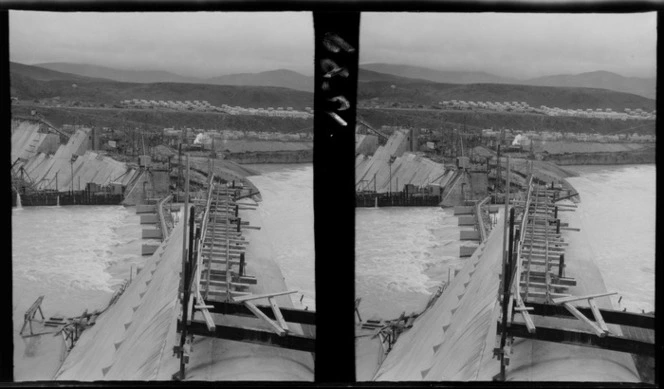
526,70,656,100
10,71,313,109
357,81,656,111
361,63,517,85
35,62,198,84
361,63,656,99
11,61,654,112
206,69,313,92
28,62,420,92
9,62,101,82
33,62,314,91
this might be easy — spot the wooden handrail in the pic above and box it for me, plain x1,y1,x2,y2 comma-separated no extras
157,194,173,241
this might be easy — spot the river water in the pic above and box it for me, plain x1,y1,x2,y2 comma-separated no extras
355,164,655,320
355,207,470,320
566,164,655,313
12,163,314,380
12,205,145,380
246,164,315,310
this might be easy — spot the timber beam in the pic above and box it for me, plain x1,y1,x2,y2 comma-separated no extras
203,300,315,325
525,302,654,329
178,320,315,353
498,322,654,357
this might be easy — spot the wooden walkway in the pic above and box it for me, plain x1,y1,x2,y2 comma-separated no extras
494,176,654,381
519,185,576,304
173,176,315,380
198,185,256,302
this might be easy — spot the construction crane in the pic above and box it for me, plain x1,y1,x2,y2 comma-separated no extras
14,113,69,139
356,116,389,141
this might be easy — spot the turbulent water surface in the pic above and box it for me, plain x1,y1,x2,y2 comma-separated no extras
12,205,145,380
355,207,472,320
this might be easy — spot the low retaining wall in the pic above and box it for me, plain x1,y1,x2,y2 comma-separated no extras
227,150,313,164
544,148,655,166
356,192,442,207
13,191,123,207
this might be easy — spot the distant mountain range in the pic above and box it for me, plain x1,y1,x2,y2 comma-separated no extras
360,63,656,100
526,70,655,100
35,62,199,84
361,63,517,85
12,61,655,100
34,62,314,92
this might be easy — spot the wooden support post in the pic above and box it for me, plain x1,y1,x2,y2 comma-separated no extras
498,157,511,382
174,155,190,381
239,253,245,276
268,297,289,332
554,206,558,219
187,206,195,282
556,219,560,234
507,208,516,287
244,301,286,336
588,298,610,334
563,302,606,337
558,254,565,278
186,294,194,325
236,217,241,232
196,291,216,332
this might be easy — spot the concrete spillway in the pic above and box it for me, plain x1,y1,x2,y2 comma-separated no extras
373,206,639,381
12,120,139,190
355,130,449,193
55,200,313,380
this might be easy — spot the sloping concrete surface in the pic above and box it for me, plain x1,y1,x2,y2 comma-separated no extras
356,131,447,193
12,122,139,191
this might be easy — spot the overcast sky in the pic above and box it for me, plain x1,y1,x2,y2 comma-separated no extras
10,11,656,79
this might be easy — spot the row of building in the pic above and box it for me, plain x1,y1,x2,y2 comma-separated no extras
119,99,313,119
539,106,655,120
162,127,313,144
480,128,656,144
439,100,656,120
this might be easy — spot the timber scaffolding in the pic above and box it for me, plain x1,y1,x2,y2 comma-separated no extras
493,171,655,381
172,173,315,380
